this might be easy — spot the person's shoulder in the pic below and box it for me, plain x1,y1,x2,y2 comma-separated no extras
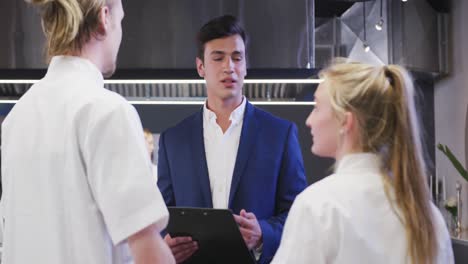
90,88,134,113
161,110,201,137
70,88,136,125
294,175,342,212
250,104,293,129
1,82,49,127
90,88,129,107
428,202,455,262
287,178,348,231
429,203,451,239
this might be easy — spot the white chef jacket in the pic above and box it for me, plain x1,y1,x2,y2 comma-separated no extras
272,153,454,264
203,97,245,209
1,56,169,264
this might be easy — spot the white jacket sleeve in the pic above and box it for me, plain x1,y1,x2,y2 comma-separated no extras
82,97,168,245
271,191,342,264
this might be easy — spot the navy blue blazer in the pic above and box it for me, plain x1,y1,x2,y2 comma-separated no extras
157,101,307,264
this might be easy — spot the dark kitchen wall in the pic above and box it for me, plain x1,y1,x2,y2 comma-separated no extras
0,0,314,70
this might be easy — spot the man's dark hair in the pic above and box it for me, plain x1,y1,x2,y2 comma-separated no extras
196,15,247,61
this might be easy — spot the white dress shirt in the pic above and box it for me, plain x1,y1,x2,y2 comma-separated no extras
203,98,246,209
1,56,169,264
272,153,454,264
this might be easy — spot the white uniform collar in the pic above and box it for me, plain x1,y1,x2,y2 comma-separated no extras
335,153,382,176
45,56,104,87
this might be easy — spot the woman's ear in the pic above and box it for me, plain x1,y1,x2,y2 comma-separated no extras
342,111,363,150
341,111,356,135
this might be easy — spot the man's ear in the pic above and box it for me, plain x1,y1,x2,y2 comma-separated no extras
196,57,205,78
96,6,110,35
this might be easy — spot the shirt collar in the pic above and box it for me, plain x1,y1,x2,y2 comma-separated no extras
203,96,247,125
335,152,382,176
45,56,104,87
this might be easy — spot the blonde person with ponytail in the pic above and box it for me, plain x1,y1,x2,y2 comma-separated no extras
1,1,175,264
271,61,454,264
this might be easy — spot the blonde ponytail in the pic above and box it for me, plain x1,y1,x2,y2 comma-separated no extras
384,65,436,264
29,0,107,59
322,61,437,264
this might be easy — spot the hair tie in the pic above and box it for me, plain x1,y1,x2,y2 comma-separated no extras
383,66,394,86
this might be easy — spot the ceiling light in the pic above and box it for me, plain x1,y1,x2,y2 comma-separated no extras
375,18,384,31
363,43,371,52
362,2,371,53
375,0,384,31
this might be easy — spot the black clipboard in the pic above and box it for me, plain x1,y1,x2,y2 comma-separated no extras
166,207,256,264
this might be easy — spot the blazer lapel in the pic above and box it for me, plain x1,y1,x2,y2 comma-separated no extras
228,102,258,208
191,109,213,208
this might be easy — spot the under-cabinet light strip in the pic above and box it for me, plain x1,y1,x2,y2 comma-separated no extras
0,79,321,84
0,99,315,106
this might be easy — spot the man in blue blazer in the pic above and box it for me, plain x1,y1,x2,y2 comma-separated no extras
158,15,307,264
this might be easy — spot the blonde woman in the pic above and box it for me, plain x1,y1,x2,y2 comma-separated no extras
1,0,174,263
272,61,454,264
